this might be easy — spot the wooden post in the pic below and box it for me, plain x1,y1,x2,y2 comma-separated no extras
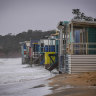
86,43,88,55
72,43,74,55
48,39,49,52
43,40,44,52
68,24,71,54
71,23,74,54
55,39,56,52
86,29,88,55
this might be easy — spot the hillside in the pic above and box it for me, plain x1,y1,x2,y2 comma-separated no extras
0,30,55,57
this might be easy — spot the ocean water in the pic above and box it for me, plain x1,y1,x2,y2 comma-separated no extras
0,58,53,84
0,58,54,96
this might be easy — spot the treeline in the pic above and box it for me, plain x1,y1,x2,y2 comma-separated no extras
0,30,55,57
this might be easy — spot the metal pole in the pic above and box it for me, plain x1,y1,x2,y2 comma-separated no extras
59,28,63,73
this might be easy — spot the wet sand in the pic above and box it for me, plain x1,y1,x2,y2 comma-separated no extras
46,87,96,96
46,72,96,96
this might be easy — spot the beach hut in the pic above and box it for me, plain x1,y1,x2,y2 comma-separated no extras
57,20,96,74
39,33,59,70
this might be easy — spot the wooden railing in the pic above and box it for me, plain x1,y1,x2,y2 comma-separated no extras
68,43,96,55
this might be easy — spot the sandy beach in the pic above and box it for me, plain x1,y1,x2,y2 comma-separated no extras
46,72,96,96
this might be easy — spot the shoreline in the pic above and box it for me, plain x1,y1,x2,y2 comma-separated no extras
0,58,53,96
46,72,96,96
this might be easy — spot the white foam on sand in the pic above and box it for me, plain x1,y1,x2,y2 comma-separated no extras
0,58,53,84
0,58,53,96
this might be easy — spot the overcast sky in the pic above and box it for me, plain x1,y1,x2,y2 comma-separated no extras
0,0,96,35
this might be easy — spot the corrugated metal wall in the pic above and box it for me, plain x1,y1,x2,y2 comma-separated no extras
68,55,96,74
